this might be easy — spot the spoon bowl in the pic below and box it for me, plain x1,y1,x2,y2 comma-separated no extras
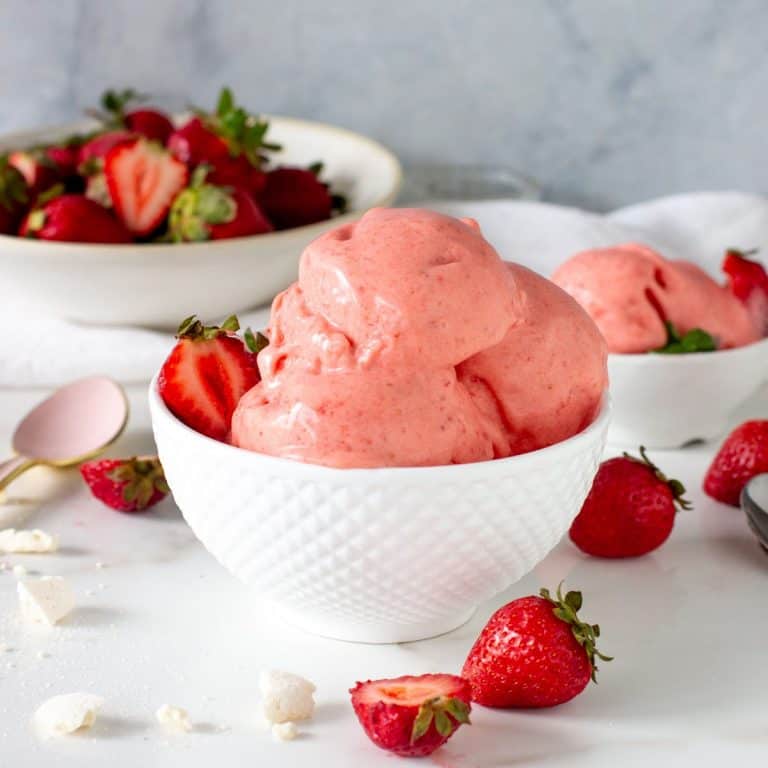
0,377,128,492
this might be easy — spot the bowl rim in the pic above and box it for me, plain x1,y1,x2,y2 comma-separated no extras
0,113,402,254
149,375,610,477
608,335,768,365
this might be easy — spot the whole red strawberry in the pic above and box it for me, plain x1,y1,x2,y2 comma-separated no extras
19,192,132,243
167,88,278,196
105,138,188,236
158,314,262,441
350,674,471,758
0,155,29,234
462,585,611,708
260,167,333,229
704,420,768,506
168,168,272,241
723,249,768,335
80,456,169,513
90,88,174,144
569,447,690,558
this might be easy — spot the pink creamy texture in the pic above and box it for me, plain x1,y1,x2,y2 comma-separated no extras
552,243,761,354
231,208,607,468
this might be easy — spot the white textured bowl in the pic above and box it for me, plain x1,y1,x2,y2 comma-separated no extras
608,338,768,448
149,380,610,643
0,116,401,328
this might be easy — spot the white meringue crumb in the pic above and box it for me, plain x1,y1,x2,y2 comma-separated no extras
272,721,299,741
259,670,316,724
18,577,75,625
12,564,27,578
0,529,58,554
33,693,103,737
156,704,191,732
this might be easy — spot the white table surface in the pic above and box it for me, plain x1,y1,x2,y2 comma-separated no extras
0,382,767,768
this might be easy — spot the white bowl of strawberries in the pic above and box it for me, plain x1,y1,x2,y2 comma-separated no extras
0,88,401,328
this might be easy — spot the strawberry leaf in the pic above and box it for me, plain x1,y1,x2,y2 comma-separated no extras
411,703,434,744
434,710,452,738
653,321,717,354
244,328,269,355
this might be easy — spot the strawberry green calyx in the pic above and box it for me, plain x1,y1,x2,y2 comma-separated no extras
23,184,67,236
168,166,236,242
244,327,269,355
176,313,241,341
89,88,148,127
199,87,282,166
653,321,717,354
624,445,692,511
540,583,612,682
0,155,28,212
410,696,470,745
108,456,169,510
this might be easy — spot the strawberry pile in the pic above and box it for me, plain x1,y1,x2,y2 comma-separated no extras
0,87,345,243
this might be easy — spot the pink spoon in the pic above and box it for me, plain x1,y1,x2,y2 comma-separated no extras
0,377,128,493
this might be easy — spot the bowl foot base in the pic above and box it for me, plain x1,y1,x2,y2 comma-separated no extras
272,605,477,644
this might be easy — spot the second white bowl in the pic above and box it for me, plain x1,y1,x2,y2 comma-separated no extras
149,381,610,644
608,338,768,448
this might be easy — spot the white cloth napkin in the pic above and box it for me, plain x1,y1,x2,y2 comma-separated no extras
2,191,766,388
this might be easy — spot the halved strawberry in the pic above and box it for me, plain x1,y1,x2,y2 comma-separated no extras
81,456,169,513
723,248,768,335
350,674,471,758
105,138,188,236
158,315,262,441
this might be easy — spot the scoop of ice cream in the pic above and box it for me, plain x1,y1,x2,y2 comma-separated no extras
458,264,607,455
552,243,762,353
232,208,607,468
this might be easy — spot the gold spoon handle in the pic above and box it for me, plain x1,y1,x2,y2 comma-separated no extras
0,456,37,494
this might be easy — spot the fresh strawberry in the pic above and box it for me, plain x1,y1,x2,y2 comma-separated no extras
350,674,471,758
0,155,29,234
77,130,134,173
462,585,611,708
8,150,61,198
168,168,272,241
167,116,229,165
260,167,333,229
104,138,188,236
19,192,132,243
569,447,690,558
167,88,278,195
90,88,174,144
158,315,262,441
723,249,768,335
80,456,169,513
43,144,80,178
704,420,768,506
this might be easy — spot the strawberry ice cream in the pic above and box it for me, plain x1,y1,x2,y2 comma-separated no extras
552,243,765,353
232,208,607,468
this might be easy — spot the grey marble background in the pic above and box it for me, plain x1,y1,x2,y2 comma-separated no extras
0,0,765,209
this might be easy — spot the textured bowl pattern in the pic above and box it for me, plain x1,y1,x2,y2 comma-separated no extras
150,382,610,642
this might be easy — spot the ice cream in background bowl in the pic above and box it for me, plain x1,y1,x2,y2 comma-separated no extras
553,243,768,447
150,208,611,643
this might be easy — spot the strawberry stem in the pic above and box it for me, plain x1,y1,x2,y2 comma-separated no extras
540,582,612,683
623,446,692,511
